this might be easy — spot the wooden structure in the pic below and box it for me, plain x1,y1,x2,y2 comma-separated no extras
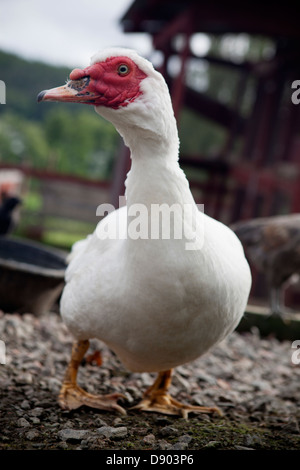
0,164,111,242
120,0,300,225
120,0,300,307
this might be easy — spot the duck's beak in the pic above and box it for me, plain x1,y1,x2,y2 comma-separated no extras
37,85,76,103
37,74,98,104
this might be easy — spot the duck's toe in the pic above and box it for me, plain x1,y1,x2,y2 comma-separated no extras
132,393,222,420
58,383,127,415
131,370,222,419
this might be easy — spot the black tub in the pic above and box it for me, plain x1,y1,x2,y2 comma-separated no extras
0,237,67,314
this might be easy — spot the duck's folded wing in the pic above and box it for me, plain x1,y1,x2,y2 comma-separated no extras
65,206,127,283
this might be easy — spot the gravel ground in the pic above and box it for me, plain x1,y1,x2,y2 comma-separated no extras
0,309,300,450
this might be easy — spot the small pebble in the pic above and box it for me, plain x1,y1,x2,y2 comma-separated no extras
158,439,173,450
235,445,255,450
171,441,189,450
15,373,33,385
113,417,123,426
25,430,40,441
178,434,192,444
160,426,180,437
97,426,128,440
17,418,30,428
94,417,108,427
30,417,40,424
58,428,90,442
202,440,222,449
46,377,61,393
244,434,264,447
143,434,156,445
20,400,31,410
58,442,69,450
30,407,44,417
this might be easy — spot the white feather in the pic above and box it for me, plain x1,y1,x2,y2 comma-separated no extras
60,48,251,373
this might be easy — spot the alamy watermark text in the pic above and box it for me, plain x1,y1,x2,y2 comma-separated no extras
291,80,300,105
291,340,300,364
96,197,205,250
0,80,5,104
0,340,6,365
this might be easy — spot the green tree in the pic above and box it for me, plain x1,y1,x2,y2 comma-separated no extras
44,108,119,178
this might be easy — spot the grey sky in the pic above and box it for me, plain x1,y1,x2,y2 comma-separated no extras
0,0,151,67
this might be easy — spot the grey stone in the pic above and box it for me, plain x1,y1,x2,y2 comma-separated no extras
58,428,89,442
97,426,128,439
143,434,156,445
30,417,41,424
46,377,61,393
160,426,180,437
158,439,173,450
235,445,255,450
15,373,33,385
171,441,189,450
58,442,69,450
25,430,40,441
244,433,264,447
178,434,192,444
94,417,108,427
202,440,222,449
30,407,44,417
20,400,31,410
17,418,30,428
113,417,123,426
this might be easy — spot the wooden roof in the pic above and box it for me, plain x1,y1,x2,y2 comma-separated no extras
121,0,300,39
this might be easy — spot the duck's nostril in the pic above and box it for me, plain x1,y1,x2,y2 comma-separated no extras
68,76,91,92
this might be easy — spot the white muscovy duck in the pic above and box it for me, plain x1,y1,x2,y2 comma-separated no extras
38,48,251,418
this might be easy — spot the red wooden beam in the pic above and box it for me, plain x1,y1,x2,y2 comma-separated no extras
165,45,254,72
230,163,300,194
181,83,245,132
121,1,300,39
153,8,193,50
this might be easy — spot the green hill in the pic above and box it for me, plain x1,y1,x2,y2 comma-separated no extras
0,50,119,179
0,49,74,120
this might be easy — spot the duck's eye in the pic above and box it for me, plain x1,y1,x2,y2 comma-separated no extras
118,64,130,76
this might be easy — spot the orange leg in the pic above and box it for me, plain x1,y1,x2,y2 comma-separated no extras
58,340,126,415
132,369,223,419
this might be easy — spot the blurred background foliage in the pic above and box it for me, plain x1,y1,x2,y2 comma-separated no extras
0,50,119,181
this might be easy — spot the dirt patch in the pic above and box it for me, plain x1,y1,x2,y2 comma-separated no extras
0,310,300,450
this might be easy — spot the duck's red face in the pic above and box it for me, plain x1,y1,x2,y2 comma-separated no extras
38,56,147,109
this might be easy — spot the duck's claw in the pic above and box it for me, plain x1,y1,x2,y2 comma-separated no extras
131,393,222,420
59,383,127,415
59,340,127,415
131,369,222,419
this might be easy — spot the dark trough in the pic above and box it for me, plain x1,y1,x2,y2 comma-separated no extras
0,237,67,315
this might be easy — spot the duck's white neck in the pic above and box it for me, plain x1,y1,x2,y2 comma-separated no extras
124,132,194,210
95,74,192,207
